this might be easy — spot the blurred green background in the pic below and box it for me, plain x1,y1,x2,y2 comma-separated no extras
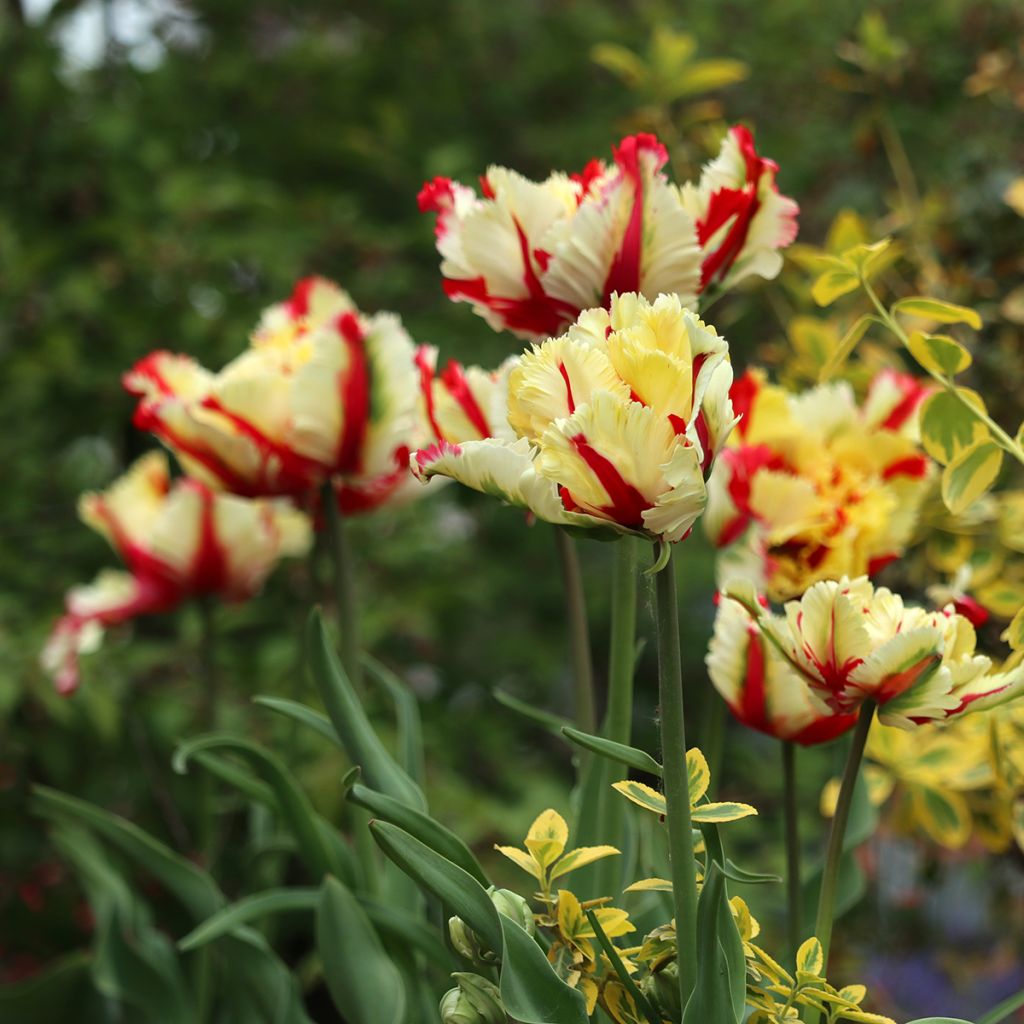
2,0,1023,1019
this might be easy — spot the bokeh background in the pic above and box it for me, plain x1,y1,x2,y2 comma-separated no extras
2,0,1024,1019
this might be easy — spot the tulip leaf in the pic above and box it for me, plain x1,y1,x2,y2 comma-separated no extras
348,782,489,886
370,821,587,1024
179,888,319,952
720,860,781,885
308,609,426,811
561,726,663,777
362,653,426,785
316,876,406,1024
0,952,93,1019
173,733,342,880
253,696,341,747
494,688,573,733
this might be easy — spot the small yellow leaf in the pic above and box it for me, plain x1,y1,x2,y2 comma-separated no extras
686,747,710,804
591,906,635,938
1002,606,1024,652
624,877,674,894
820,314,876,380
841,238,892,275
549,845,620,880
941,439,1003,514
826,209,869,252
525,809,569,868
838,984,867,1006
494,845,542,880
910,786,972,849
691,801,757,823
812,268,860,307
1004,177,1024,217
892,296,982,330
905,331,972,377
919,388,990,465
612,780,666,816
556,888,587,943
796,936,824,976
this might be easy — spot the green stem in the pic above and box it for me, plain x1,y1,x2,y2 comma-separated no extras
195,597,217,1022
320,479,362,690
979,984,1024,1024
813,701,875,970
862,278,1024,467
591,537,638,899
654,548,698,1007
782,740,802,959
701,697,726,797
554,527,596,735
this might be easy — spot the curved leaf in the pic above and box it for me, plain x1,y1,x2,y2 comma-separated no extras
253,696,341,748
561,726,663,777
179,888,319,952
363,653,426,785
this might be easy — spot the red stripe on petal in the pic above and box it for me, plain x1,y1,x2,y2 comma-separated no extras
569,433,652,527
882,454,930,481
334,313,371,475
558,362,576,414
415,346,443,441
439,360,491,439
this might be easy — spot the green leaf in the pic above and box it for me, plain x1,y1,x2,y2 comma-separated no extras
31,785,222,920
979,982,1024,1024
812,268,860,307
672,58,748,96
307,609,426,811
720,860,781,885
906,331,972,377
179,888,319,952
941,440,1003,514
682,862,741,1024
253,696,341,748
920,389,990,464
363,653,426,786
820,314,877,379
561,726,663,777
892,297,982,330
585,909,661,1024
911,786,971,848
348,782,489,886
316,876,406,1024
0,952,94,1020
690,801,757,823
494,688,573,733
370,822,587,1024
613,779,666,815
796,937,824,977
590,42,646,86
173,734,342,880
358,898,457,972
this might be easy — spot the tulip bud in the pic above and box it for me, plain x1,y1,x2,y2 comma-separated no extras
439,973,506,1023
642,960,681,1021
488,887,535,936
448,915,497,965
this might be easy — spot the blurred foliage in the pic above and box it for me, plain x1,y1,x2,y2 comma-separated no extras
1,0,1024,1017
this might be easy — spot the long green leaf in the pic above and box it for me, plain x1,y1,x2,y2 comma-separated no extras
0,952,95,1020
316,876,406,1024
493,688,573,733
349,783,488,886
585,909,660,1023
370,821,587,1024
173,734,341,880
363,653,426,785
253,696,341,748
307,609,426,811
179,888,319,952
682,862,740,1024
561,726,663,777
358,898,456,973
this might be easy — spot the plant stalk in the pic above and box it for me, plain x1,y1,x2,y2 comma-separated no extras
782,740,802,958
654,547,699,1007
555,527,596,735
320,479,362,690
813,701,875,969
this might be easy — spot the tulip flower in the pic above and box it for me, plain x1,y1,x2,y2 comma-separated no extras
42,451,311,694
412,292,737,544
419,130,796,342
705,369,933,600
706,596,857,744
680,125,800,292
722,576,1024,728
125,277,422,513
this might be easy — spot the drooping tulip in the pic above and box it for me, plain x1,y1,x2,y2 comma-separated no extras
706,596,857,744
419,130,797,342
722,576,1024,728
42,451,311,694
705,369,933,600
125,277,422,513
412,292,737,543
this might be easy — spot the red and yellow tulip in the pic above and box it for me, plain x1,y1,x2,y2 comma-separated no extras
412,292,737,543
42,451,311,694
125,277,422,513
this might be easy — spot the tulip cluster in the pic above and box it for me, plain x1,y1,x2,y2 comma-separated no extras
412,292,737,543
419,127,798,342
705,368,933,601
43,451,311,694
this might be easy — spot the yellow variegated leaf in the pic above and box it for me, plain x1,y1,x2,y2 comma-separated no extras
822,765,893,818
795,937,823,977
494,844,542,879
1012,797,1024,853
920,388,989,465
673,58,748,96
820,314,875,379
892,296,982,330
827,209,870,252
925,532,973,573
977,580,1024,618
556,888,587,943
729,896,759,940
591,906,635,939
550,844,620,881
838,984,867,1005
686,747,710,804
624,877,674,894
589,43,646,86
612,780,666,816
1002,606,1024,651
579,976,599,1015
691,800,757,823
525,808,569,867
910,785,971,849
841,238,892,274
941,439,1003,515
906,331,972,377
812,268,860,307
840,1011,897,1024
602,980,644,1024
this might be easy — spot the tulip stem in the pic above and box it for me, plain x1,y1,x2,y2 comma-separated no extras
782,740,802,959
554,527,596,736
591,536,638,899
654,547,698,1008
814,701,875,971
320,480,362,690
